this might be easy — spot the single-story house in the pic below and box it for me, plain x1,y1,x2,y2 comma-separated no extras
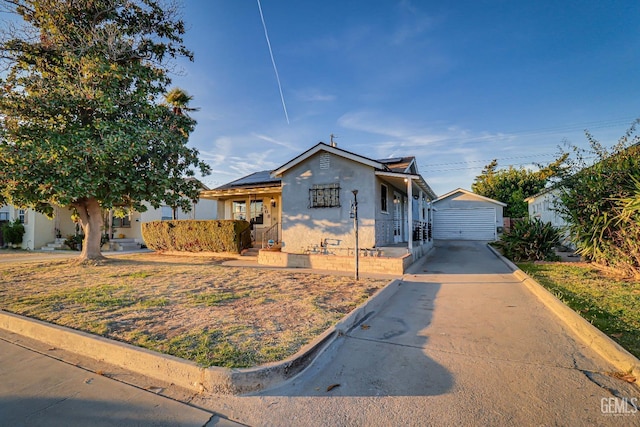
1,180,217,250
0,205,75,250
432,188,506,241
201,142,438,270
525,186,574,247
524,187,568,229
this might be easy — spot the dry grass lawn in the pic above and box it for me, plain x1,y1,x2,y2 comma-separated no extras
0,253,389,368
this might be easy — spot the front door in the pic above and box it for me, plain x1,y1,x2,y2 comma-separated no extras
393,192,402,243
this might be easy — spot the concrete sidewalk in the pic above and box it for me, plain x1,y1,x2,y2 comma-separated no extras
0,336,253,427
188,241,640,426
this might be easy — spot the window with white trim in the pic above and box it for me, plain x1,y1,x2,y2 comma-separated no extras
161,206,173,221
232,201,246,220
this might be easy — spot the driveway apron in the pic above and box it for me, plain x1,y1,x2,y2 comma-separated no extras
196,241,640,427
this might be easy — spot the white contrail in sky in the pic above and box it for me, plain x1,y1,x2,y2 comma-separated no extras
257,0,290,124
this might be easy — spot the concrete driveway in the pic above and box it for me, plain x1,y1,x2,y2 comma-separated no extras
193,241,640,426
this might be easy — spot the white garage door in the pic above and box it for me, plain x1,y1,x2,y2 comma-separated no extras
433,208,496,240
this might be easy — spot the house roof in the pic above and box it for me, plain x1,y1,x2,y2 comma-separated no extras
524,185,563,203
434,188,507,207
213,170,281,190
377,156,416,173
271,142,387,177
202,142,438,200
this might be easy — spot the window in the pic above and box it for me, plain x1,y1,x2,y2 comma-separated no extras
250,200,264,225
232,201,246,220
309,183,340,208
112,215,131,228
18,209,26,224
0,212,8,221
381,184,388,212
161,206,173,221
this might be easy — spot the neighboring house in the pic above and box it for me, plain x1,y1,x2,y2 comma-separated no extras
432,188,506,241
1,180,217,250
524,187,567,229
108,198,218,246
0,205,76,250
525,186,573,247
201,142,438,259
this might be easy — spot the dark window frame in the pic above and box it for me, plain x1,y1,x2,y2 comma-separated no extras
381,184,388,213
309,183,341,208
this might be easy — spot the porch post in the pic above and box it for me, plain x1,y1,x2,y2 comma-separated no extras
407,178,413,252
419,190,424,244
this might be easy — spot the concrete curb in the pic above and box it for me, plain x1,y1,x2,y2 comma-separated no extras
0,278,403,395
486,244,640,380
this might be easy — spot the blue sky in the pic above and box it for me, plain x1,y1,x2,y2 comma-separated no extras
172,0,640,195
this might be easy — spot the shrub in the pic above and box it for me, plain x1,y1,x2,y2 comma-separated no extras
1,220,25,247
558,122,640,277
141,220,251,253
496,218,561,262
64,234,84,251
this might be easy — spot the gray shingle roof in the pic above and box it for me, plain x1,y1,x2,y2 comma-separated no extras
213,170,281,190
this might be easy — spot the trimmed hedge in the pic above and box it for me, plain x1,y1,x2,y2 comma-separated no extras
141,220,251,253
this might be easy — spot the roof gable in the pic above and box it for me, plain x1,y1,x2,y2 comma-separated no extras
271,142,386,177
377,156,417,174
434,188,507,207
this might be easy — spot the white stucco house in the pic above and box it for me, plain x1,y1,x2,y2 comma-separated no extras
0,205,76,250
432,188,506,241
524,187,568,229
201,142,438,260
1,180,217,250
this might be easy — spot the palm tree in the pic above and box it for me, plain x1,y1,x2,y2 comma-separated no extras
164,87,198,116
164,87,198,220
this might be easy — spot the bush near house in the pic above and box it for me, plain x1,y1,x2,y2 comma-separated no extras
1,220,25,247
142,220,251,253
495,218,561,262
558,123,640,279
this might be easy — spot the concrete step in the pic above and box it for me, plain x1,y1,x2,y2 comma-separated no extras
40,240,68,251
377,247,410,258
242,247,260,257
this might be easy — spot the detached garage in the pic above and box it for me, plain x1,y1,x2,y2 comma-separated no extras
432,188,506,241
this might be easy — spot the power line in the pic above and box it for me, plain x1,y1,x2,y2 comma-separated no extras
422,153,556,167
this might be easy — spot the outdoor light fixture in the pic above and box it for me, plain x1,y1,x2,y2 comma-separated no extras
270,197,276,208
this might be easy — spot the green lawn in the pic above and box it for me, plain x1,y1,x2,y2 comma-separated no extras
517,262,640,359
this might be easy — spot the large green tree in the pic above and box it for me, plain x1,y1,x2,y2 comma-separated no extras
472,156,567,218
0,0,210,261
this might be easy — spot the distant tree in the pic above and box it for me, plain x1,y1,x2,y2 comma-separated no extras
471,156,568,218
0,0,210,262
162,87,200,220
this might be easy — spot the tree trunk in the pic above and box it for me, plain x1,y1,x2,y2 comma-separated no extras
73,197,105,262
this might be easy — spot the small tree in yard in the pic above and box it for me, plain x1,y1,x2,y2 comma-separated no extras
0,0,210,262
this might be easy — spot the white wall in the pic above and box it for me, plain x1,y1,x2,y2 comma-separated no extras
528,189,567,228
434,191,504,230
280,151,377,254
